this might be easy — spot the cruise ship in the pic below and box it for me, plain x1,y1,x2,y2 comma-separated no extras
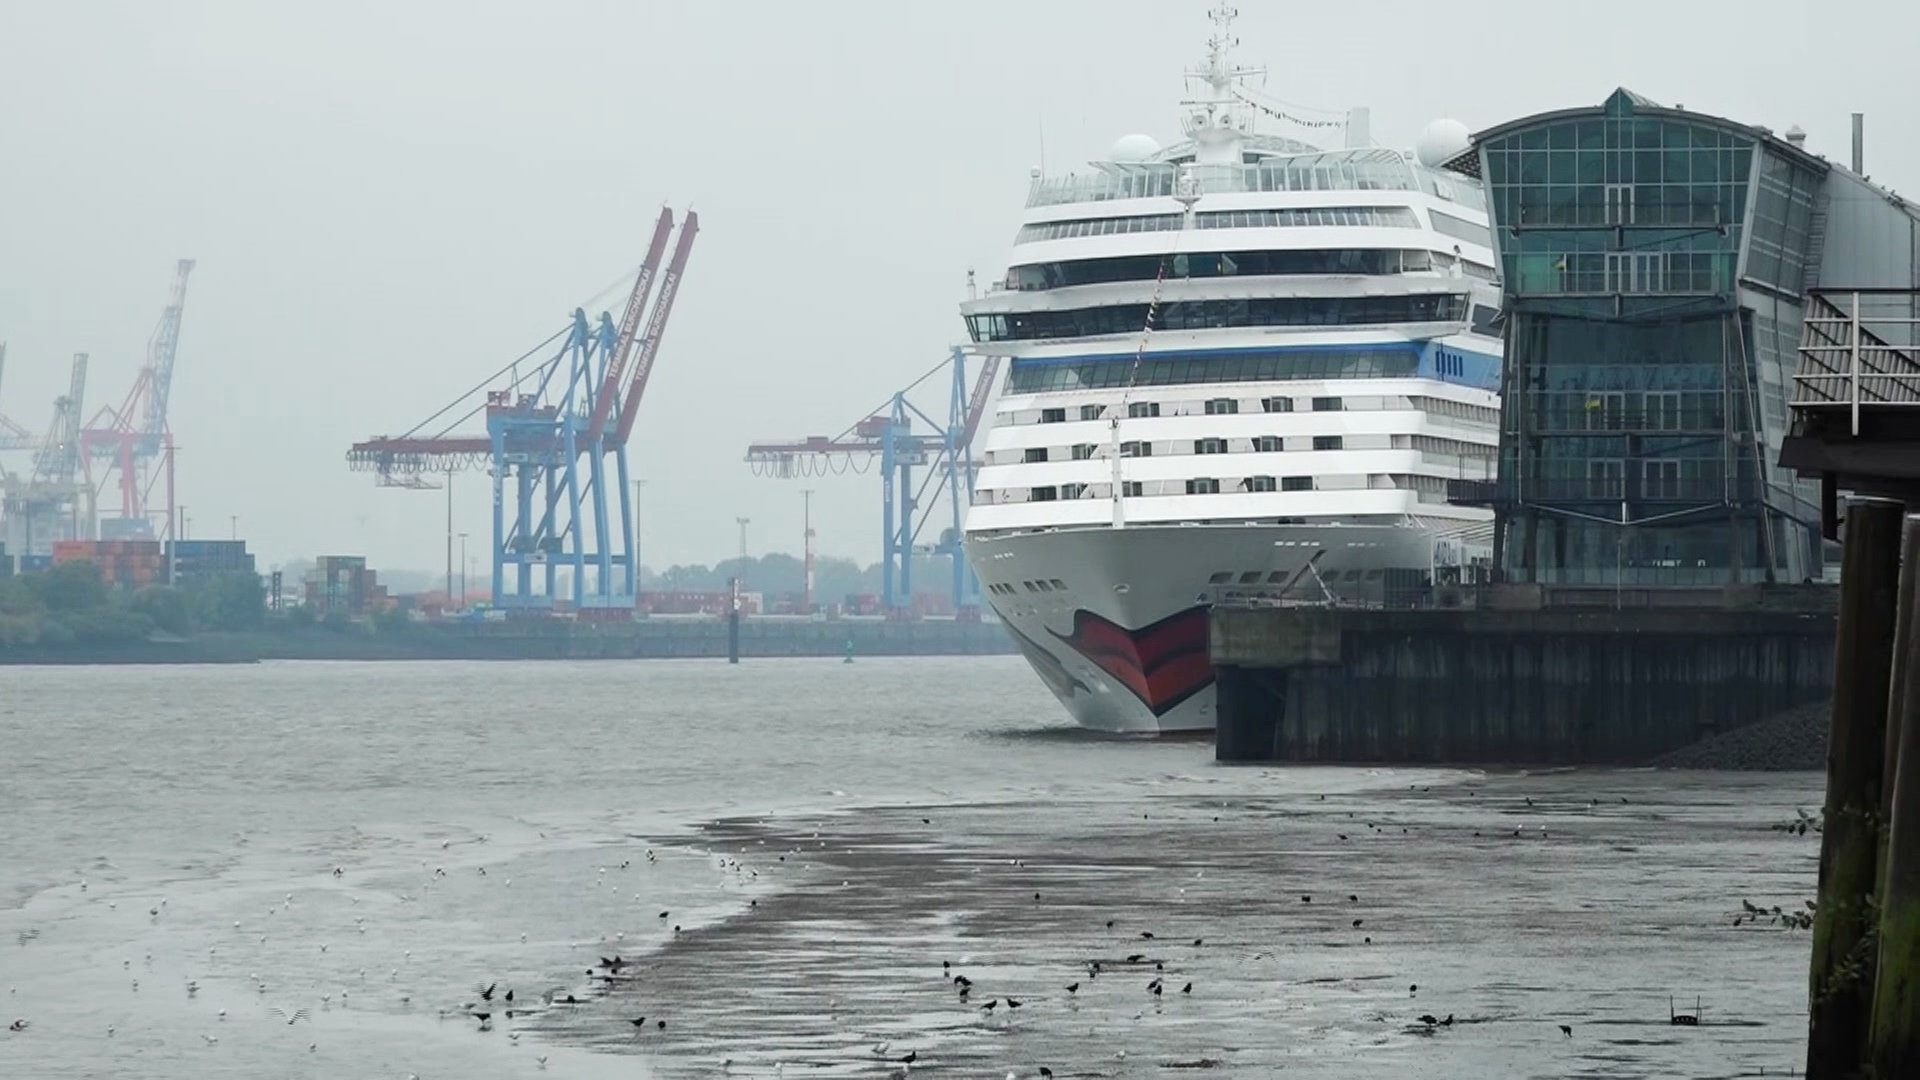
961,7,1504,735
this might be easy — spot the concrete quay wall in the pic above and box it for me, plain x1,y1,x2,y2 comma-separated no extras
1212,605,1836,764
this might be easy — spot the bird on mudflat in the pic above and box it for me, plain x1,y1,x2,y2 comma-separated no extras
1558,1024,1572,1038
269,1008,311,1026
630,1016,647,1029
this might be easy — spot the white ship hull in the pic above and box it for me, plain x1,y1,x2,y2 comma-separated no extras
967,521,1454,735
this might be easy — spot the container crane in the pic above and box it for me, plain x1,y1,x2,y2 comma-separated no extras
79,259,195,540
1,353,89,557
744,347,999,617
0,343,41,453
347,209,698,615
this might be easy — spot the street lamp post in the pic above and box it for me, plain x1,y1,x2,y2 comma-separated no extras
230,515,237,541
444,466,455,602
458,532,468,607
634,479,646,589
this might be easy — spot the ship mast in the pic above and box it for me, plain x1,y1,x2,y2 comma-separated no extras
1180,4,1264,165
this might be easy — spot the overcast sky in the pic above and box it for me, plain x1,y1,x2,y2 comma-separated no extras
1,0,1914,576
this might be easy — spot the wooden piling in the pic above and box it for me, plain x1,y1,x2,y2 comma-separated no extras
1872,516,1920,1080
1807,497,1903,1079
727,577,741,665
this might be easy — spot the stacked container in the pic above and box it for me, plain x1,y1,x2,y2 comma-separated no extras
51,540,165,586
166,539,257,581
305,556,383,615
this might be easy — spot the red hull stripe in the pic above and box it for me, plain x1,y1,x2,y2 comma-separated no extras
1051,607,1213,716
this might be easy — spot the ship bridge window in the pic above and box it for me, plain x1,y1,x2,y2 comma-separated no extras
1031,486,1058,502
968,294,1467,343
1312,397,1344,412
1262,396,1294,413
1012,206,1420,245
1238,572,1263,585
1079,403,1104,420
1429,210,1493,249
1122,481,1144,497
1248,475,1278,492
1071,443,1096,460
1120,440,1153,457
1194,438,1228,455
1039,407,1066,423
1470,303,1502,336
1059,483,1087,500
1005,346,1422,394
1283,476,1314,491
1129,402,1160,418
1255,435,1283,453
1313,435,1344,451
1186,478,1221,495
1023,447,1048,463
1004,248,1442,291
1205,397,1239,415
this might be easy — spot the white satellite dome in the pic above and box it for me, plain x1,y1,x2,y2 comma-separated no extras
1109,133,1161,163
1413,118,1472,168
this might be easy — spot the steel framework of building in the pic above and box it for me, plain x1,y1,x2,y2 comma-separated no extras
744,347,999,615
347,209,698,614
78,260,195,541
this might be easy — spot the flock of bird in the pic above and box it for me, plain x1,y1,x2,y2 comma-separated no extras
2,788,1751,1075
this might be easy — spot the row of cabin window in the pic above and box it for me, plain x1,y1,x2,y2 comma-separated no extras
1006,432,1492,465
1035,396,1340,424
1028,477,1313,501
984,578,1069,597
1011,473,1454,502
1013,395,1497,426
1011,434,1353,464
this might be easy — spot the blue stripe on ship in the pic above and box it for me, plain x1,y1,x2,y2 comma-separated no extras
1009,340,1502,392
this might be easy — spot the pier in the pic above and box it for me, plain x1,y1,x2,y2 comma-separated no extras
1211,587,1835,765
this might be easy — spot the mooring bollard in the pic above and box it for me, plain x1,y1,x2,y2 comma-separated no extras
1808,497,1902,1078
1871,515,1920,1080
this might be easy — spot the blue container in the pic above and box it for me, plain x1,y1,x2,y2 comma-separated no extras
20,554,52,571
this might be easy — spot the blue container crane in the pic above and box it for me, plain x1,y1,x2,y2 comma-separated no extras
346,209,699,615
745,347,1000,617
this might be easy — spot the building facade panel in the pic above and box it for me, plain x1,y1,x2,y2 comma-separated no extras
1451,88,1920,586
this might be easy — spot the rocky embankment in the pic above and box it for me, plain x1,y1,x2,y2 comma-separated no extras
1651,702,1830,771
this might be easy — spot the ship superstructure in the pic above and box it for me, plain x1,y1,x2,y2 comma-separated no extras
962,7,1503,733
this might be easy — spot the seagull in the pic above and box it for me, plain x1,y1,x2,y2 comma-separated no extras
270,1007,311,1025
1558,1024,1572,1038
536,1055,549,1069
200,1033,217,1045
480,982,497,1002
8,1019,26,1032
630,1017,647,1029
1065,983,1079,994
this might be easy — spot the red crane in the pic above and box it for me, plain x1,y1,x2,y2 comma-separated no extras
78,260,195,540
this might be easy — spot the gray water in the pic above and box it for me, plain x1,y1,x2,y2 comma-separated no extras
0,657,1822,1078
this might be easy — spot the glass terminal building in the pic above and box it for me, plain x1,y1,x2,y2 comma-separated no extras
1444,89,1920,585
